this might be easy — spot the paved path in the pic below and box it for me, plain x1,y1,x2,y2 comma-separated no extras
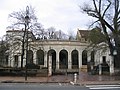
0,72,120,85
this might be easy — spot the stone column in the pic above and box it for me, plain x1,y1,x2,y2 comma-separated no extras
33,50,37,64
99,64,102,75
8,55,10,67
11,52,14,67
11,54,15,67
87,52,91,62
68,51,72,69
9,56,14,67
23,58,26,67
18,55,21,67
48,54,52,76
56,51,59,69
44,51,47,67
79,50,82,68
78,50,82,75
24,50,26,66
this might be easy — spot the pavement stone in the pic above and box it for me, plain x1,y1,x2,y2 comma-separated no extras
0,72,120,85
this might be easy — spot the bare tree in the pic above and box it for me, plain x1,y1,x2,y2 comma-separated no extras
31,23,45,39
47,27,56,39
8,5,37,30
7,5,40,68
0,35,9,67
67,29,76,40
46,27,69,40
81,0,120,68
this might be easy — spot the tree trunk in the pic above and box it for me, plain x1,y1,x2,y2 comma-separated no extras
21,39,24,68
116,50,120,68
21,30,26,68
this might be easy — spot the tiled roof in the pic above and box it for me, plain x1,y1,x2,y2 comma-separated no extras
78,29,90,38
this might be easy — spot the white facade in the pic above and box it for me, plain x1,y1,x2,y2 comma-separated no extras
6,30,114,74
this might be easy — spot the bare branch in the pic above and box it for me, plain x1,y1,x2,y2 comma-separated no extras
99,0,102,13
88,20,99,28
102,0,111,18
92,0,99,14
8,5,38,30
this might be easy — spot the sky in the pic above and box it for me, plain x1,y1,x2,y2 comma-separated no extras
0,0,92,37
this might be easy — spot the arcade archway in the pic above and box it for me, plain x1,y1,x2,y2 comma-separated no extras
82,50,87,65
48,49,56,70
27,50,33,64
59,49,68,69
37,49,44,65
71,50,79,69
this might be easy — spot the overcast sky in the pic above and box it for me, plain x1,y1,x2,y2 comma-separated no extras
0,0,92,37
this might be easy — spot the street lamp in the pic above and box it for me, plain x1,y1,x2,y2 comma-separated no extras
25,6,30,81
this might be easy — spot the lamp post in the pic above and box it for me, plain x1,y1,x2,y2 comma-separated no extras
25,6,30,81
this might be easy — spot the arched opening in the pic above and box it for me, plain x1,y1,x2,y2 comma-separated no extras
27,50,33,64
71,50,79,69
37,50,44,65
48,49,56,70
59,49,68,69
82,50,87,65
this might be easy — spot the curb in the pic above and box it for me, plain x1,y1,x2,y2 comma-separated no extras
1,80,120,86
0,80,70,84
